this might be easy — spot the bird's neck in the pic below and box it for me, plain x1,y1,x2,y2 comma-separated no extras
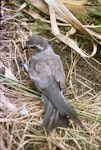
36,45,54,54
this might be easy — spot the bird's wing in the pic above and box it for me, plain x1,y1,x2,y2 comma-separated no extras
28,56,52,90
50,55,65,90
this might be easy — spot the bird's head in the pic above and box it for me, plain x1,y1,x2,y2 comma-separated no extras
23,35,48,52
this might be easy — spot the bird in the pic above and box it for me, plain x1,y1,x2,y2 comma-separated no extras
23,35,82,134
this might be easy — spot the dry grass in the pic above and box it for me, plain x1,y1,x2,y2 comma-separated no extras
0,1,101,150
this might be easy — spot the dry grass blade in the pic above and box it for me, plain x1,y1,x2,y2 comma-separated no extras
60,0,88,5
45,0,101,43
27,0,49,15
47,3,97,58
44,0,100,57
27,0,101,58
45,0,91,36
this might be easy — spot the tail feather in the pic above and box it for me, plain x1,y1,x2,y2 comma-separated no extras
42,101,54,128
41,95,69,134
42,85,82,125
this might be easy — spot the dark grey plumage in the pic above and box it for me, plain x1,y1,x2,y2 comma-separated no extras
23,35,82,134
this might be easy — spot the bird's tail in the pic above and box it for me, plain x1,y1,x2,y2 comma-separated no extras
42,84,82,126
41,95,69,134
